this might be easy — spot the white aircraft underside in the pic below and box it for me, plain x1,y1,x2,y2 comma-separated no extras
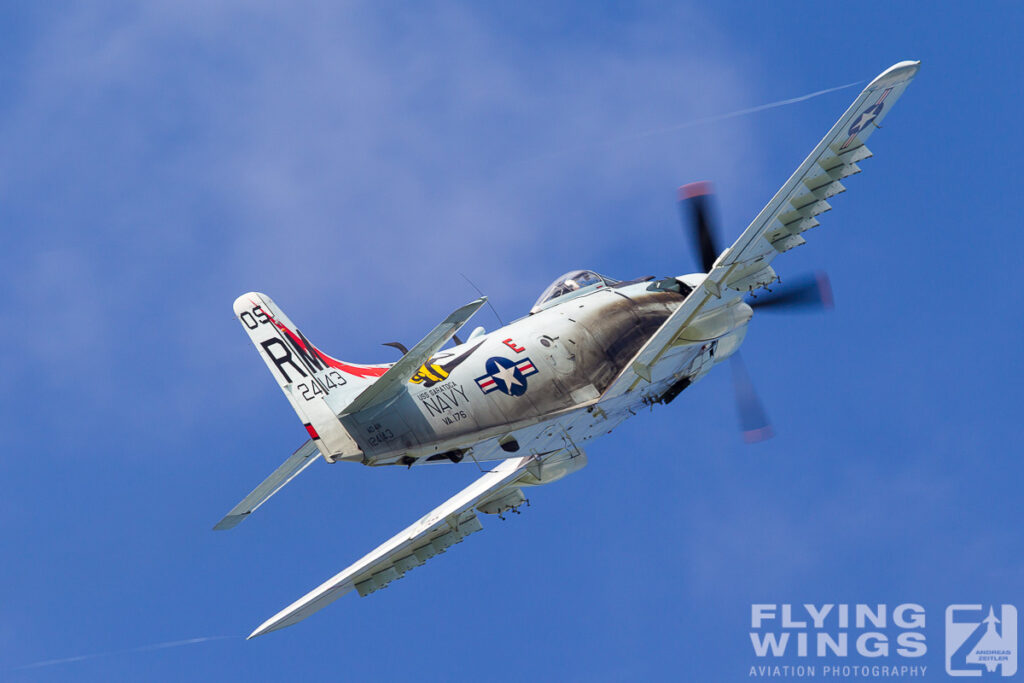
216,61,921,638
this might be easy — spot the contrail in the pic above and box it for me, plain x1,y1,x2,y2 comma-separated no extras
524,79,864,162
617,80,864,141
10,635,237,671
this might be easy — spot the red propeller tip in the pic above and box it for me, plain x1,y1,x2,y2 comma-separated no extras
679,181,714,201
743,425,775,443
815,271,835,310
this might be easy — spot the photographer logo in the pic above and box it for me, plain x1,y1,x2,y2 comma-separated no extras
945,604,1017,677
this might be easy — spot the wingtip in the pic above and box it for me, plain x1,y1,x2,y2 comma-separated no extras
246,604,314,640
247,621,274,640
868,60,921,90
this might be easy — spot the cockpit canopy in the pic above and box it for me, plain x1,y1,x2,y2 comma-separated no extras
530,270,619,314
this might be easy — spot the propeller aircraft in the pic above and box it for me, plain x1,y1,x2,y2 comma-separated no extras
217,61,920,638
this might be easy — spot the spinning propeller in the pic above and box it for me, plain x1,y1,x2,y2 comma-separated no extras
677,182,834,442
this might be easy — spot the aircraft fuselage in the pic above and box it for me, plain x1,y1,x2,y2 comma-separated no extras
344,278,752,466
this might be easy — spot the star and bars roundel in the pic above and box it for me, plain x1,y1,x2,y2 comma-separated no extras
475,356,538,396
840,87,892,150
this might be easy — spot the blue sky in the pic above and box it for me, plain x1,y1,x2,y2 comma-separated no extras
2,2,1022,681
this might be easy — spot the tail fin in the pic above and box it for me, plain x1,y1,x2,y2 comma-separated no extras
233,292,387,462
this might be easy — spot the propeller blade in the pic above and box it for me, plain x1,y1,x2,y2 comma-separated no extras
729,353,774,443
678,181,721,273
748,271,834,312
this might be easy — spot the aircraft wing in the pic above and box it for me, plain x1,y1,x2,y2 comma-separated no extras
213,440,321,530
341,297,487,414
248,452,557,638
706,60,920,285
604,60,920,398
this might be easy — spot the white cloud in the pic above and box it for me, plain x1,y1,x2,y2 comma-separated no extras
0,2,766,424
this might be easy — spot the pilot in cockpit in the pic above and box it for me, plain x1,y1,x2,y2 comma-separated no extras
531,270,616,314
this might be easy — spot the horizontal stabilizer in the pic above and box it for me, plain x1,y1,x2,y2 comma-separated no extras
213,440,321,530
342,297,487,415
